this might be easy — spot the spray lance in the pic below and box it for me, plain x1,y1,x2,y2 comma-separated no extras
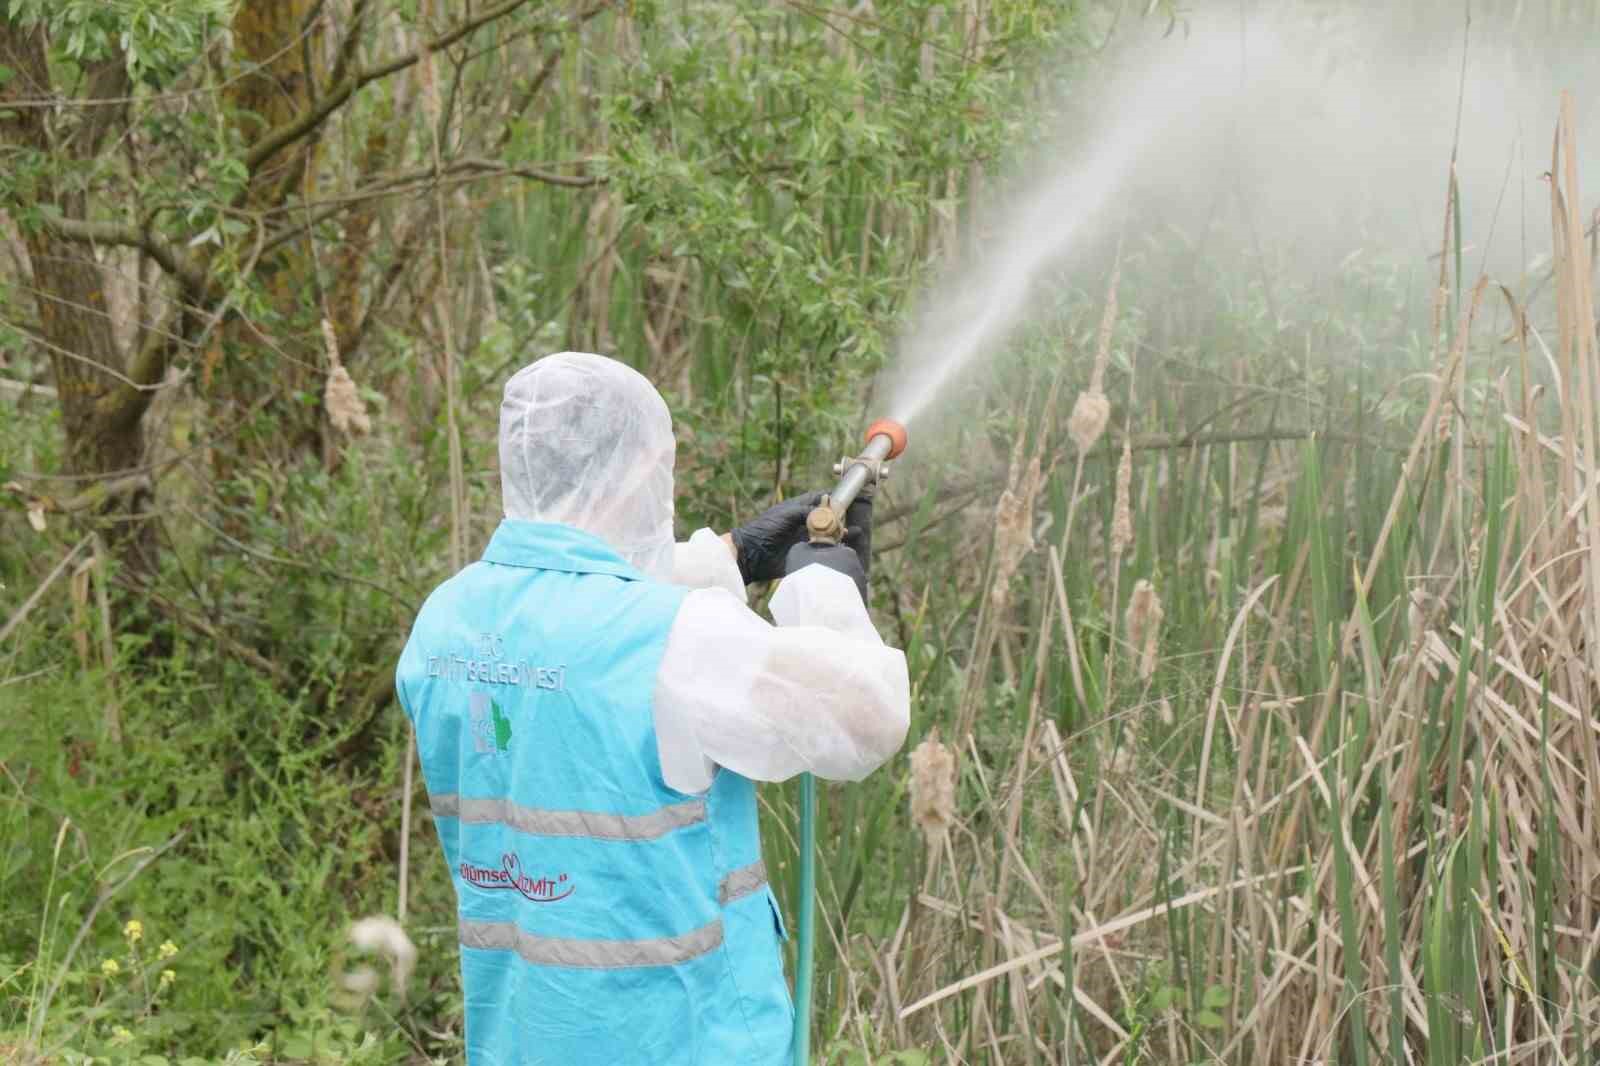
783,417,908,1066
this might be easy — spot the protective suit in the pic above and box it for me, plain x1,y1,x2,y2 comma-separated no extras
395,352,909,1066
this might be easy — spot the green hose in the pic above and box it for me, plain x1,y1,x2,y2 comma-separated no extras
790,420,907,1065
793,770,817,1065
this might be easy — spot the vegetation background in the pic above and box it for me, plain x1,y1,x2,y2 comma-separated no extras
4,0,1600,1063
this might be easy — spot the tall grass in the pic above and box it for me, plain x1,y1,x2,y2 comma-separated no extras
748,96,1600,1065
8,5,1600,1063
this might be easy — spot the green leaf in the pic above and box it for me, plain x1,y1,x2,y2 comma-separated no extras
279,1035,314,1060
1151,984,1180,1012
1202,984,1231,1008
1196,1009,1227,1030
0,64,14,86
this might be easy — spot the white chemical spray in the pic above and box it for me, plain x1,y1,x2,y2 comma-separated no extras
884,118,1152,427
881,4,1600,427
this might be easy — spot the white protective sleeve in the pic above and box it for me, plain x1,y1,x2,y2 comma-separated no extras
653,530,910,794
670,527,748,601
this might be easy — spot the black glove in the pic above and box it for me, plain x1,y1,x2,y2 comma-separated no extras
782,489,874,603
783,539,868,604
729,492,824,585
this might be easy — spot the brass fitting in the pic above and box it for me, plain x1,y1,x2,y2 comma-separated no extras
805,496,846,545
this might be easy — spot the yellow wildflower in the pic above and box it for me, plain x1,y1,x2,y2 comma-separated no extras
160,969,176,987
158,940,179,960
110,1026,133,1044
123,919,143,943
100,958,121,977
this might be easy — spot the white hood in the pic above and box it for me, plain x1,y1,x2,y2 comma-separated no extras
498,352,675,579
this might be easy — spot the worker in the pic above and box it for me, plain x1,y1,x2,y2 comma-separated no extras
395,351,910,1065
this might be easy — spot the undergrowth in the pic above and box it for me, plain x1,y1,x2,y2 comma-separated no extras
6,4,1600,1065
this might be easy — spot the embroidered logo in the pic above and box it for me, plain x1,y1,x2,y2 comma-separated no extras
426,633,566,692
469,692,512,755
460,852,574,903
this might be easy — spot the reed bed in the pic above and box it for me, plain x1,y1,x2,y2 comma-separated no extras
759,95,1600,1066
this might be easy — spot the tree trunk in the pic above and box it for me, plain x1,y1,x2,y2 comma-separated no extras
0,18,157,571
209,0,330,474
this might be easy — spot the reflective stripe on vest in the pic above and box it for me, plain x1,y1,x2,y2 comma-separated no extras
456,860,769,971
461,916,725,969
430,793,705,841
718,860,767,906
399,523,793,1061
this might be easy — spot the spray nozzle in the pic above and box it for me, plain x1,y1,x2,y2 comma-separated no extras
804,418,908,546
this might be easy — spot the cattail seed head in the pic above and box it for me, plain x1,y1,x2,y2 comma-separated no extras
337,915,417,1008
909,730,956,846
1110,441,1134,557
325,365,372,435
322,319,371,436
1125,579,1164,681
1068,389,1110,454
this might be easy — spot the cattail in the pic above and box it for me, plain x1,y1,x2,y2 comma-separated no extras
990,422,1043,610
1124,578,1164,681
320,316,339,365
1068,245,1121,456
322,319,371,435
1067,389,1110,454
337,915,417,1007
1090,248,1121,394
909,730,956,846
1110,440,1134,557
991,465,1038,601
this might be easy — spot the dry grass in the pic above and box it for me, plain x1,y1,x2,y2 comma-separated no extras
809,94,1600,1066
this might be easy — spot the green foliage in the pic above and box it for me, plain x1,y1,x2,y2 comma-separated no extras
3,0,231,85
495,0,1082,517
8,0,1592,1063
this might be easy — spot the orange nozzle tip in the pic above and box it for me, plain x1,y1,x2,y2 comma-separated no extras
865,418,908,460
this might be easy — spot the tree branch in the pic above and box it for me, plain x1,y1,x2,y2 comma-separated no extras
243,0,541,173
328,0,374,90
40,216,207,292
459,155,603,188
254,157,599,258
122,577,293,685
0,376,54,397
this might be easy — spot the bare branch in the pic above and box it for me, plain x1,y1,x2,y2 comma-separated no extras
255,157,599,258
129,579,293,684
244,0,544,173
460,156,604,188
56,472,154,512
329,0,375,89
39,216,208,292
0,376,55,397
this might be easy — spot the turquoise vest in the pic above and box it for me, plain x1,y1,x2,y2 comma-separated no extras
396,521,794,1065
